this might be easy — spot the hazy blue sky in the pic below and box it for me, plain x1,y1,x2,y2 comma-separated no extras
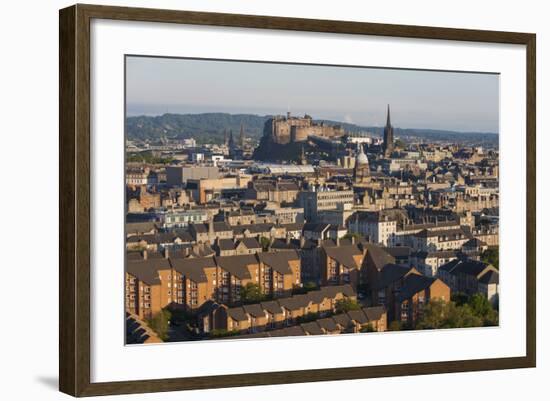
126,56,499,133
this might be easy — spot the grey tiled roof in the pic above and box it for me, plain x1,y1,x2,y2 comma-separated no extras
300,321,324,335
322,244,362,269
396,274,438,302
227,307,249,322
362,306,386,321
215,254,257,280
170,256,216,283
126,258,168,285
258,250,299,274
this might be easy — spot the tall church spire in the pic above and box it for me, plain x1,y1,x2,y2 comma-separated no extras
382,104,394,158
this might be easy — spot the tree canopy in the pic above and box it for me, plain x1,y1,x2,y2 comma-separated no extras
335,298,361,314
240,283,266,304
148,309,172,341
416,295,498,330
481,247,499,269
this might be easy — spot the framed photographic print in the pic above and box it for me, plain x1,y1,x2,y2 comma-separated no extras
59,4,536,397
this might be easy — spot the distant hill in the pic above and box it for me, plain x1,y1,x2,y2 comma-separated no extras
125,113,498,146
125,113,267,143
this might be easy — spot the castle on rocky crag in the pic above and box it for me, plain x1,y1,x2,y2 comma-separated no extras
265,112,345,144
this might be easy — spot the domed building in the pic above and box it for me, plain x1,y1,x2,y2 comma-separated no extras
353,142,371,184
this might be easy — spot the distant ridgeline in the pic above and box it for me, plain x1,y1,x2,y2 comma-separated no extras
125,112,498,151
125,112,367,143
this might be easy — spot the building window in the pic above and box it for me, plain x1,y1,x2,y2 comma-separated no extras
401,302,409,321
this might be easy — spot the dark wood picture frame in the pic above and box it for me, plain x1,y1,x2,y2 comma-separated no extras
59,3,536,397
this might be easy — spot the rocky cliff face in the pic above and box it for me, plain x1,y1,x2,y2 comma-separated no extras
252,120,304,162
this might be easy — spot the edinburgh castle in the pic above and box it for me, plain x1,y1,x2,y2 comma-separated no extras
266,112,345,144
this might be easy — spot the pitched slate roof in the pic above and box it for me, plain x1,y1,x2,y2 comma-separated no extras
319,284,356,299
260,300,284,315
232,223,275,236
317,317,338,332
192,221,233,234
396,274,438,302
283,325,306,336
126,258,168,285
258,250,299,274
332,313,353,329
363,243,395,271
238,237,261,249
322,244,362,269
385,246,412,258
300,321,324,335
439,259,492,277
270,238,301,250
362,306,385,321
303,223,330,233
227,307,249,322
126,222,158,235
437,258,462,273
170,256,216,283
278,294,311,311
216,238,236,251
478,270,499,285
215,254,257,280
375,264,416,290
347,309,369,324
280,222,304,231
243,304,266,318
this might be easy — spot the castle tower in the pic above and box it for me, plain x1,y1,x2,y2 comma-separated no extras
382,104,394,158
354,142,370,184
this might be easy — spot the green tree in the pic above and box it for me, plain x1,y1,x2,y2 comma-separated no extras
335,298,361,314
210,329,240,338
416,299,483,330
415,298,448,329
468,293,498,326
259,236,271,251
148,309,171,341
451,291,469,306
361,323,376,333
240,283,265,304
445,304,483,328
394,138,407,149
343,232,362,241
481,247,499,269
388,321,403,331
303,281,319,292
